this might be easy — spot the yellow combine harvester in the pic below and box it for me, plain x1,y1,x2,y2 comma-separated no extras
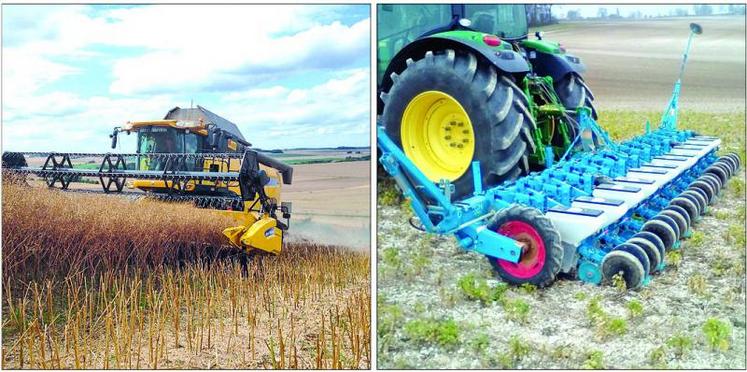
3,106,293,254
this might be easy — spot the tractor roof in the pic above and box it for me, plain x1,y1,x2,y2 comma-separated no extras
164,105,248,144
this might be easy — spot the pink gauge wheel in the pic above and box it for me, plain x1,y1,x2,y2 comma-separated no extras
496,221,546,279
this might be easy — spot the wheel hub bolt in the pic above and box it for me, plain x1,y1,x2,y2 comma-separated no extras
457,122,464,127
462,130,469,134
450,121,456,126
457,144,464,148
445,135,452,140
450,143,456,147
463,139,469,143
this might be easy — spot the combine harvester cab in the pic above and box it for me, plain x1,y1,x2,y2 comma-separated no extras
378,22,741,289
2,106,294,255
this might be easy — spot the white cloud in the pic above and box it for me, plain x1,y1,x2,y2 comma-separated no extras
217,68,369,148
107,18,369,95
2,5,370,151
3,94,177,152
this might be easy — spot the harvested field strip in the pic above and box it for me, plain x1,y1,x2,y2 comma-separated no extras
2,183,370,369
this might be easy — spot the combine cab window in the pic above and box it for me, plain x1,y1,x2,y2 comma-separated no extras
184,132,200,153
183,132,202,171
465,4,528,39
137,127,183,171
138,127,183,154
377,4,452,84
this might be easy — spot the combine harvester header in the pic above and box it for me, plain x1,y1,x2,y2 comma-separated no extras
378,23,740,289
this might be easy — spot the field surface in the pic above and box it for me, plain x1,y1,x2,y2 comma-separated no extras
378,17,746,369
2,184,371,369
284,160,370,250
535,16,745,112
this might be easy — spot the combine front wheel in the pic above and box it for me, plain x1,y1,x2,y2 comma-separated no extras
486,205,563,287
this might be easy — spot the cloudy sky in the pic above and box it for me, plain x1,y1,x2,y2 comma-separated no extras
2,5,370,152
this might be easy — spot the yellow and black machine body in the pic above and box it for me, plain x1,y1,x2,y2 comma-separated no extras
112,105,281,201
2,106,294,255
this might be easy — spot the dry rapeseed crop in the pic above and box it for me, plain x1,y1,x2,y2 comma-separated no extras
2,182,370,369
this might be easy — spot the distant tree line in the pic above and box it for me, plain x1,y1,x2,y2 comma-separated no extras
525,4,555,26
562,4,744,20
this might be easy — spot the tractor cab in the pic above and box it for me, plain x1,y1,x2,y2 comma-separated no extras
459,4,528,40
377,4,528,83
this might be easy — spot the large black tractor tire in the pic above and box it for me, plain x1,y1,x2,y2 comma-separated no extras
486,205,563,287
554,72,598,119
380,49,536,200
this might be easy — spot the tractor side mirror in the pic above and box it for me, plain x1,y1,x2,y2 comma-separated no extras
690,23,703,35
110,127,120,149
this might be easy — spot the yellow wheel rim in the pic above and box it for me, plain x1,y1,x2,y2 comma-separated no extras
401,91,475,182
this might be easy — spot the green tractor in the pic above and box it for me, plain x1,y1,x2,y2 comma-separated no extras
378,4,597,199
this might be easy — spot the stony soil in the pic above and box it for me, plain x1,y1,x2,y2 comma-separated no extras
377,170,745,368
377,16,746,369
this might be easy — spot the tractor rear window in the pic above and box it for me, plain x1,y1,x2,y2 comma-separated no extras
465,4,528,39
377,4,452,84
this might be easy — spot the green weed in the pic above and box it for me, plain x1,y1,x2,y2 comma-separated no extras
550,344,574,360
586,296,606,323
457,273,507,305
587,296,627,339
518,283,537,295
581,350,604,369
495,353,514,368
648,346,668,368
602,317,628,337
687,274,708,297
469,333,490,354
702,318,731,352
381,247,401,268
403,318,460,347
457,273,494,304
408,249,431,276
689,231,706,248
377,179,402,207
714,210,730,220
666,334,693,357
378,303,404,337
725,223,746,248
711,253,733,277
611,273,627,291
666,251,682,268
503,298,531,324
626,299,644,318
728,178,744,199
508,335,530,361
